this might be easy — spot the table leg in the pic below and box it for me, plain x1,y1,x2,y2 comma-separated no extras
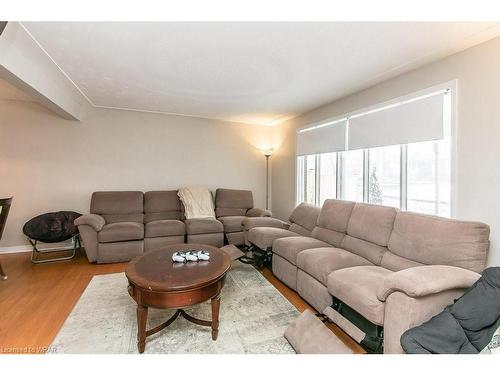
0,261,7,281
136,305,148,353
211,294,221,340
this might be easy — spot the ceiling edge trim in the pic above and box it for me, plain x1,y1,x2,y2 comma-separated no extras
92,104,278,127
19,22,95,106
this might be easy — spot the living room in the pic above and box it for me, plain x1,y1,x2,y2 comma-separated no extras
1,1,499,374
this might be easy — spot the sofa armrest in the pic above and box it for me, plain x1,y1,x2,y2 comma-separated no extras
246,208,272,217
242,217,288,230
383,289,466,353
377,265,480,301
74,214,105,232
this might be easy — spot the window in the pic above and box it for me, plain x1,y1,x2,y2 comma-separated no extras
319,153,337,204
296,156,305,204
304,155,317,205
341,150,364,202
295,85,453,217
368,145,401,208
407,139,451,217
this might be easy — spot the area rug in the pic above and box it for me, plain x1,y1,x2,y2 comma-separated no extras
50,262,298,354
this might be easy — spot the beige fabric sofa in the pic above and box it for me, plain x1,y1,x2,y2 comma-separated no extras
185,217,224,247
75,191,145,263
215,188,271,246
144,191,186,251
75,188,271,262
171,189,224,247
245,202,320,250
75,191,186,263
271,199,490,353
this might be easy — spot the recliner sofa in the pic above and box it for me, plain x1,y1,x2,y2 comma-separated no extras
77,191,145,263
75,191,187,263
75,188,270,263
244,202,320,251
215,188,271,246
269,199,489,353
144,190,186,250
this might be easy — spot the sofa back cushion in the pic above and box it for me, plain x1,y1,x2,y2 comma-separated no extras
91,191,144,224
341,203,397,265
386,212,490,273
311,199,355,247
144,190,183,223
215,188,253,217
288,202,321,236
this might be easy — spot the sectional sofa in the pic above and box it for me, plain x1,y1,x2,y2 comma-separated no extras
74,188,270,263
215,188,271,245
248,199,490,353
242,202,321,267
75,191,490,354
244,202,320,249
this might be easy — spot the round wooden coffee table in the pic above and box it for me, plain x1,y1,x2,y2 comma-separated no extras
125,244,231,353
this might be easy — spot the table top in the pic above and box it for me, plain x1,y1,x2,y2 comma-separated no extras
125,244,231,293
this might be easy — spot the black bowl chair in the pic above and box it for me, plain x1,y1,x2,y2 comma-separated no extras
23,211,81,264
0,197,13,280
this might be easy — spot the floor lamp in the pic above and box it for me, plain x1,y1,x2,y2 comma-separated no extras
263,149,273,210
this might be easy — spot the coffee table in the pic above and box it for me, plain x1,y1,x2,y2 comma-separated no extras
125,243,231,353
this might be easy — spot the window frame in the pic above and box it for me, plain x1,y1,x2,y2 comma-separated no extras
318,152,339,205
294,81,457,218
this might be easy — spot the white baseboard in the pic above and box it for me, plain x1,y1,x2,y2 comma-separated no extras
0,243,74,254
0,245,32,253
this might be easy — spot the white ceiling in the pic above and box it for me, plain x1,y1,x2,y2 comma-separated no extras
17,22,500,125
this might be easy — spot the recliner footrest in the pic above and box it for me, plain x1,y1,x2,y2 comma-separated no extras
220,244,245,261
331,296,384,353
323,306,366,344
284,309,354,354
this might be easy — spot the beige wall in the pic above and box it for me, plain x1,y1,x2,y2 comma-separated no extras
272,36,500,267
0,100,272,249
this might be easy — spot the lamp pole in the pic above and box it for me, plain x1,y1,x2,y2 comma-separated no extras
265,154,270,210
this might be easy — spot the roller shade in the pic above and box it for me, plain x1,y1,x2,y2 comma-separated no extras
296,120,347,156
348,93,445,150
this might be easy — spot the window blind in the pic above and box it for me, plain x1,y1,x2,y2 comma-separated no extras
347,93,445,150
296,120,347,156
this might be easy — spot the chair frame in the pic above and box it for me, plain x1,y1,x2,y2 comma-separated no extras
29,235,80,264
0,197,13,280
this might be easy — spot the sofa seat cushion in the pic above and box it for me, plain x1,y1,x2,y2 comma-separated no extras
327,266,393,326
248,227,299,250
242,216,288,231
98,222,144,243
273,236,331,265
184,218,223,235
218,216,245,233
297,247,373,286
145,220,185,238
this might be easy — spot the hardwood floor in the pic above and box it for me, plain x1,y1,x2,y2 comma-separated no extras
0,249,364,354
